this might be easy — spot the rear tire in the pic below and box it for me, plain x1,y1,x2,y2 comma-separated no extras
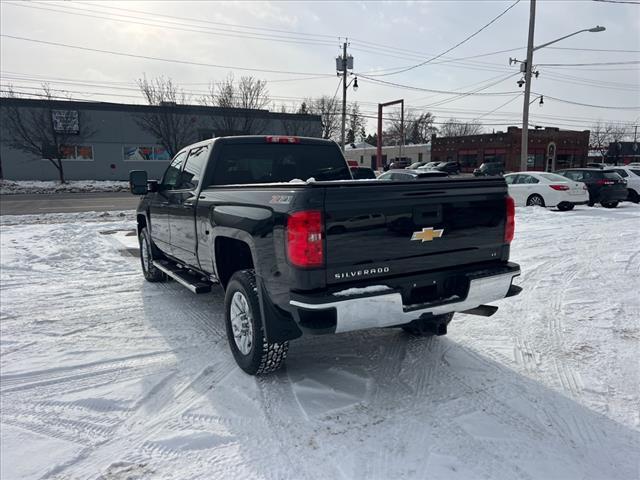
601,201,619,208
139,227,167,282
557,203,574,211
628,189,639,203
401,313,454,336
224,270,288,375
526,194,545,207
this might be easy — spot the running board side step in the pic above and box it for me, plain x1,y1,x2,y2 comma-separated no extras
152,260,212,294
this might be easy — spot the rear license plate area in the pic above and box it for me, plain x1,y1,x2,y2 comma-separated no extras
402,275,469,306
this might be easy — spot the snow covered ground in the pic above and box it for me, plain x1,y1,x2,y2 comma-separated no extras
0,180,129,195
1,205,638,480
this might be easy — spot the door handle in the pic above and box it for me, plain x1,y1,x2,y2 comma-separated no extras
181,204,193,209
160,202,169,206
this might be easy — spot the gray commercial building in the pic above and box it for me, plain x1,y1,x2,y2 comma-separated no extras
0,97,322,181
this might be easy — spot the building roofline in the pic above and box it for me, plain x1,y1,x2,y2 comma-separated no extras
0,96,321,122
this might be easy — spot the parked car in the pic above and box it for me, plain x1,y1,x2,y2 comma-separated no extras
555,168,627,208
474,162,505,177
433,161,461,175
377,169,449,181
417,161,442,170
129,135,521,375
388,157,412,169
407,161,427,170
350,166,377,179
608,166,640,203
504,172,588,211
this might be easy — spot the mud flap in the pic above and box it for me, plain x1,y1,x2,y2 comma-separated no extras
257,277,303,344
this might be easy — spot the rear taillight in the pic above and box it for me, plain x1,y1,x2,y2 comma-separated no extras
596,179,615,186
583,185,588,190
505,196,515,244
549,184,570,191
266,136,300,144
286,210,323,268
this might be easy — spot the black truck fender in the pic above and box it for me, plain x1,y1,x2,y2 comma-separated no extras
211,229,302,344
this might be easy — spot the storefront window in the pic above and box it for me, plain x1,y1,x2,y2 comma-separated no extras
123,145,168,161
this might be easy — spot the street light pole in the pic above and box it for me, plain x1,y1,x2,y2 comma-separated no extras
518,0,606,171
520,0,536,172
341,41,348,151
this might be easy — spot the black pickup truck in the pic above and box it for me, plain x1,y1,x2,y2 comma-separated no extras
130,136,521,375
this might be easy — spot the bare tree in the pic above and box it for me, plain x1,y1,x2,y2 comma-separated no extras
609,122,629,165
200,74,270,135
407,112,437,144
1,85,94,183
346,102,365,144
135,75,194,156
306,96,340,140
279,103,319,137
590,121,629,163
438,118,483,137
384,110,437,146
589,121,613,161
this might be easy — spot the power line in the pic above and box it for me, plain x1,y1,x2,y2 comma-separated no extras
474,94,523,121
546,46,640,53
357,72,520,98
0,35,334,77
531,92,640,110
79,0,337,40
537,61,640,67
592,0,640,4
364,0,521,77
2,1,338,48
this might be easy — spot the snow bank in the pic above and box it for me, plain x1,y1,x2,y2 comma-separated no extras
0,210,135,226
0,180,129,195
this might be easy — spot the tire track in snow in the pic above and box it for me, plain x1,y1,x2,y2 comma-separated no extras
1,351,174,393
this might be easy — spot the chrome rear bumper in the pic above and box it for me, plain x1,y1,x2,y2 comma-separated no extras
290,269,520,333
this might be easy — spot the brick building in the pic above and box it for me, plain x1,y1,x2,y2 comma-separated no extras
430,126,590,172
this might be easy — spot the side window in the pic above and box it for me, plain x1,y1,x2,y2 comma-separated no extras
614,169,628,178
161,151,187,189
515,175,531,184
378,172,393,181
524,175,539,184
504,175,517,185
179,145,209,190
582,171,593,180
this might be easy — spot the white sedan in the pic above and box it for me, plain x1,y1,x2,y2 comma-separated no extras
504,172,589,211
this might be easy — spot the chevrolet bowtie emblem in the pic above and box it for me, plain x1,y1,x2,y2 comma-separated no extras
411,227,444,242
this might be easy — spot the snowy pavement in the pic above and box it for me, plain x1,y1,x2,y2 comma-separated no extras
0,180,129,195
1,205,639,480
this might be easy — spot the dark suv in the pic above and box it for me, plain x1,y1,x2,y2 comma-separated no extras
556,169,627,208
388,157,412,169
474,162,505,177
433,161,461,175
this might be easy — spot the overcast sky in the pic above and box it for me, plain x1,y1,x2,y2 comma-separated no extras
1,0,638,135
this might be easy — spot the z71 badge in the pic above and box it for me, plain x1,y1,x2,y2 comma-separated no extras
411,227,444,242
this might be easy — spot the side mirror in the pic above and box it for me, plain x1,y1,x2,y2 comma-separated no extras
129,170,148,195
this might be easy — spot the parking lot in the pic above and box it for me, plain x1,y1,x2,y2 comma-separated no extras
1,204,639,480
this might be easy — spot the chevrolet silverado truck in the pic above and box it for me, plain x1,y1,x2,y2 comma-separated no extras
129,136,521,375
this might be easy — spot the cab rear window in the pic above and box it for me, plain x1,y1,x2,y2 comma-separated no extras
211,144,351,185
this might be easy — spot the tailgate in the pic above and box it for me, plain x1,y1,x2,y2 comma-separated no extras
322,178,508,285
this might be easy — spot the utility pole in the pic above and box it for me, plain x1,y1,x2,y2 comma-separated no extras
520,0,536,172
341,41,348,151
